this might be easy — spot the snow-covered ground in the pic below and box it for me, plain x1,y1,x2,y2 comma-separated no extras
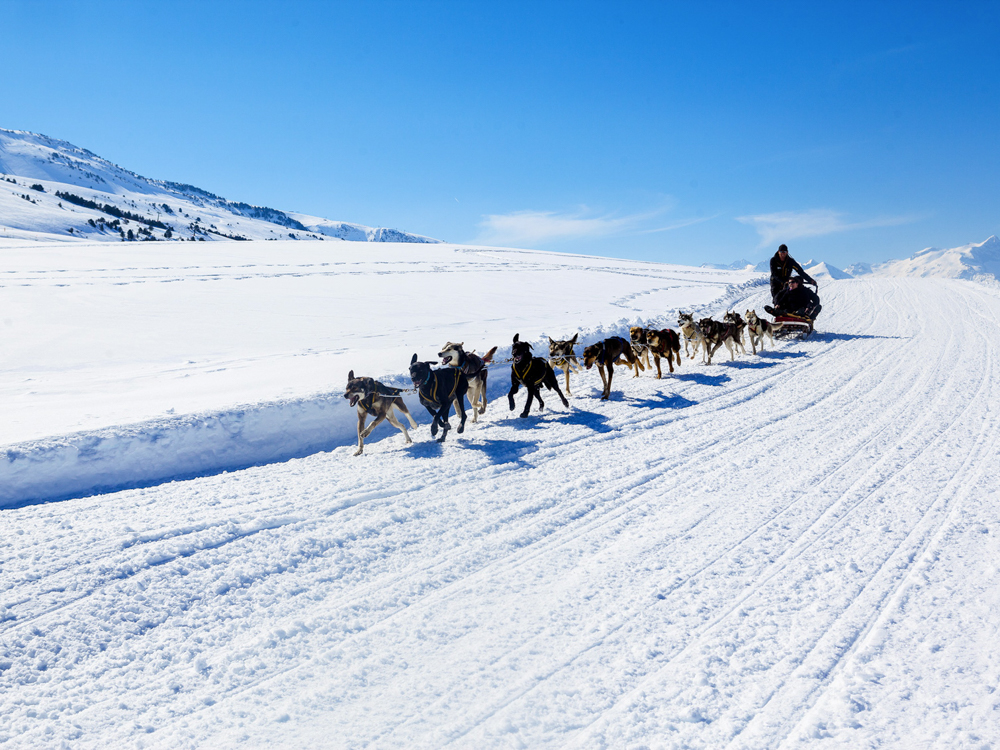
2,240,999,748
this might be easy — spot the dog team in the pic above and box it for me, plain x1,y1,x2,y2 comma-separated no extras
344,309,776,455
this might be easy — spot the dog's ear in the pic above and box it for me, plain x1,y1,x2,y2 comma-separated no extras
348,369,354,380
457,342,464,348
548,336,554,344
513,333,519,343
570,333,578,343
410,353,417,365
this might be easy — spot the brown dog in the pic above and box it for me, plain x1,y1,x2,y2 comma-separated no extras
645,328,682,377
582,336,641,400
629,326,651,376
344,371,418,456
548,334,583,395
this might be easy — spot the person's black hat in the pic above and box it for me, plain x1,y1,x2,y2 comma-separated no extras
778,244,788,253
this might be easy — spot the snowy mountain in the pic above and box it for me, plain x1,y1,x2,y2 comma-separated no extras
802,260,853,280
849,235,1000,280
700,258,756,271
0,128,439,244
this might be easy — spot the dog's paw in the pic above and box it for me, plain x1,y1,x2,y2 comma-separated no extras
519,411,530,418
353,448,363,456
457,424,465,434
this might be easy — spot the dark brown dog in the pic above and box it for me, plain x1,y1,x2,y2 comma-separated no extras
645,328,682,377
582,336,640,400
699,317,739,364
344,371,419,456
628,326,650,376
508,334,569,417
409,354,469,442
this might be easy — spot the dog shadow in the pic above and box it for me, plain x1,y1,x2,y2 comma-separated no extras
670,371,730,387
504,405,616,435
460,438,539,467
627,392,698,409
811,331,905,342
717,358,781,370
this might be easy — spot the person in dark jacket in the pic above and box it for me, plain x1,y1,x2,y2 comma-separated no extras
765,277,822,319
769,244,814,302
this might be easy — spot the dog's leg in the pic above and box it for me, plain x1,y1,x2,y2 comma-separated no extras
396,398,419,429
455,397,467,434
520,387,535,418
602,362,614,399
478,372,488,414
508,381,520,412
597,364,609,400
435,404,451,442
546,370,569,407
564,365,572,396
534,386,545,412
468,386,479,423
386,407,413,445
355,412,367,456
653,353,662,379
360,412,387,439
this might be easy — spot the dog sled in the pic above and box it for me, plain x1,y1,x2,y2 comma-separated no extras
772,312,814,339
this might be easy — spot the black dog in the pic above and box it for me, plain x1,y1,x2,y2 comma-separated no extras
508,333,569,418
409,353,469,442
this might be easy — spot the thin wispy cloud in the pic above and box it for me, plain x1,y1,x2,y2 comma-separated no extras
474,204,710,246
737,209,918,248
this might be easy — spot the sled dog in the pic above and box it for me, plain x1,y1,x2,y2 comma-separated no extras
409,354,469,442
582,336,641,400
548,334,583,395
699,317,739,364
344,371,419,456
723,310,748,356
439,341,497,422
629,326,651,376
745,309,774,354
508,334,569,417
678,312,707,363
645,328,682,377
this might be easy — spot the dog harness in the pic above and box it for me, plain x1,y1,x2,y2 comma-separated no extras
512,358,547,387
357,380,403,417
459,351,486,378
420,371,461,409
598,336,630,366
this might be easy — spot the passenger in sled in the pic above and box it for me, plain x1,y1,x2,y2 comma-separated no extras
765,275,822,323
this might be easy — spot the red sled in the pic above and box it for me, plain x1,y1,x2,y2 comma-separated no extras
772,312,814,339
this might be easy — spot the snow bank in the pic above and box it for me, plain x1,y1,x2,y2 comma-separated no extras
0,276,765,507
0,394,354,508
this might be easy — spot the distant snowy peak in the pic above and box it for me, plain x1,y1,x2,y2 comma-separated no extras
0,127,439,244
863,235,999,280
700,258,757,271
802,261,853,280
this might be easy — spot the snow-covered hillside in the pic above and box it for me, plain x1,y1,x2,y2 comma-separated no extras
851,235,1000,280
0,128,438,244
2,239,999,748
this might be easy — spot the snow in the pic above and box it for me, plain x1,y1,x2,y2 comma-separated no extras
802,261,853,281
862,235,1000,280
0,128,437,244
2,239,1000,749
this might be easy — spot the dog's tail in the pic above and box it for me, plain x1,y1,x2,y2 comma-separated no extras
482,346,498,364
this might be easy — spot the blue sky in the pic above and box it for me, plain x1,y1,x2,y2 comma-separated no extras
2,1,997,267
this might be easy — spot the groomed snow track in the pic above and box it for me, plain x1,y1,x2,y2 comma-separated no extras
2,278,1000,748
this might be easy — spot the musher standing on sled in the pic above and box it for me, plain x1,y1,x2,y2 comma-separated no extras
769,244,814,303
766,276,822,319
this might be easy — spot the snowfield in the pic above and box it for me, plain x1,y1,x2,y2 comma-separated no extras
2,240,1000,749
